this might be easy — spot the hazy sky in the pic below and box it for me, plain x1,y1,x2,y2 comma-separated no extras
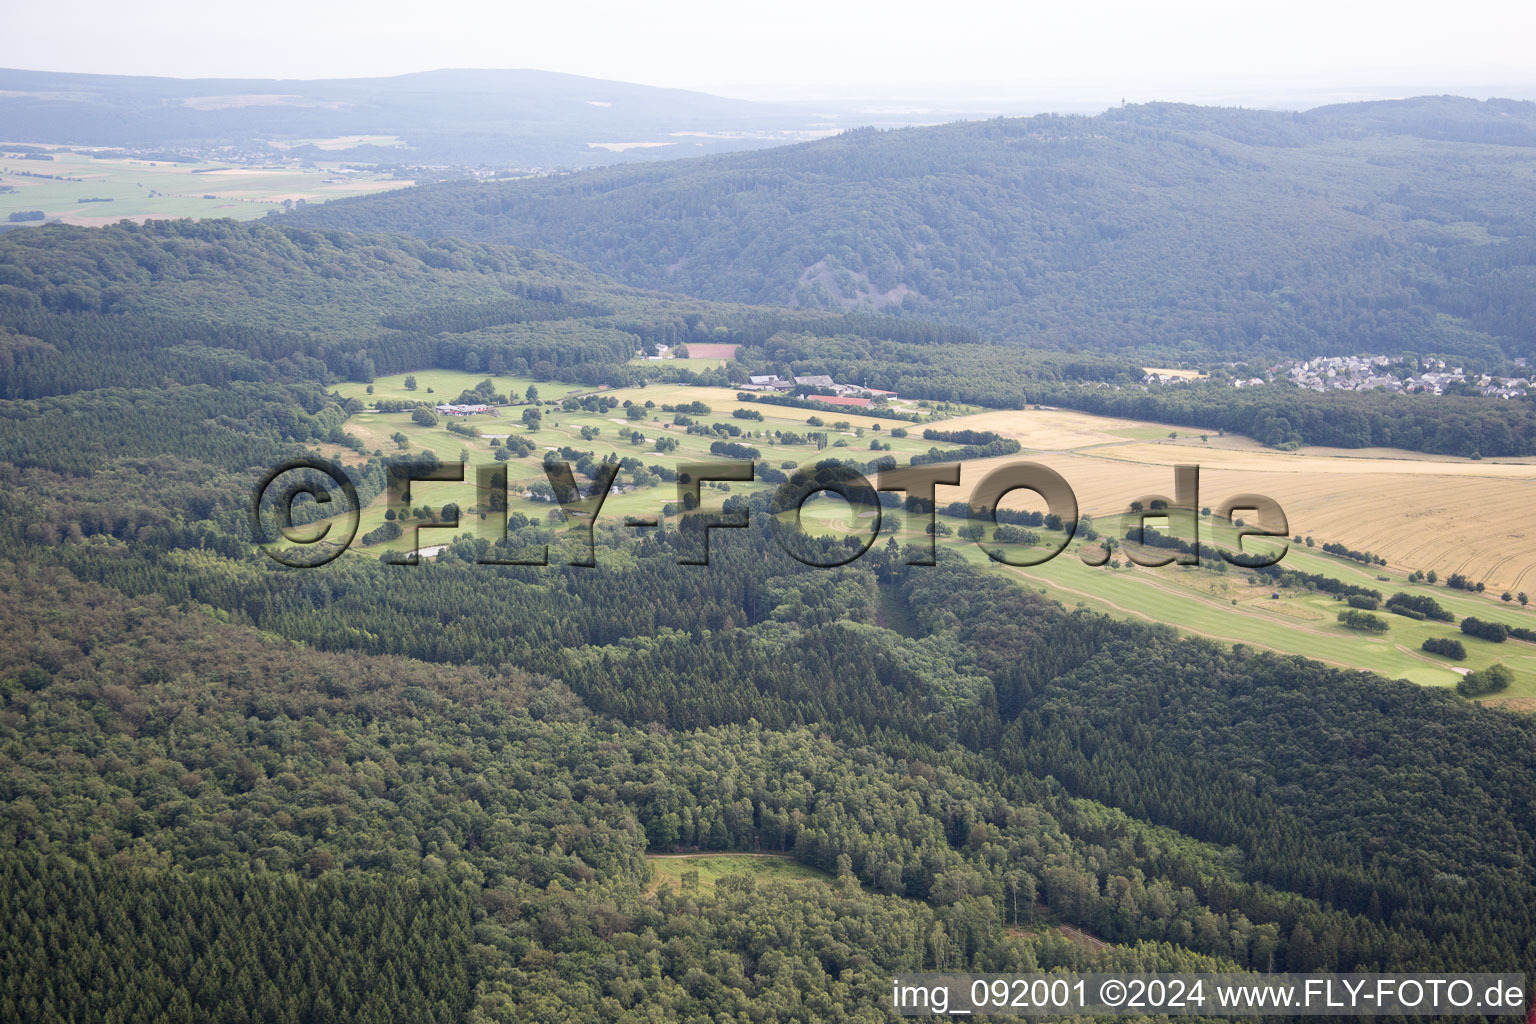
5,0,1534,106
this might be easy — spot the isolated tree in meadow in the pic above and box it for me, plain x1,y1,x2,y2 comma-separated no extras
1502,592,1513,602
1427,570,1438,584
404,375,418,391
522,408,542,430
411,408,437,427
1521,593,1529,606
525,385,539,402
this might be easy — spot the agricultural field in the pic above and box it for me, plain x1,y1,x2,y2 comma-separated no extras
631,356,731,372
910,406,1536,594
678,343,740,360
318,376,1536,702
0,143,410,225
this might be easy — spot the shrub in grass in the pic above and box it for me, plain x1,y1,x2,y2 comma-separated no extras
1457,663,1513,697
1422,636,1466,659
1338,609,1388,632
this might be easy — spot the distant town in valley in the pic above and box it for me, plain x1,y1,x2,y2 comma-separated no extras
1142,353,1533,398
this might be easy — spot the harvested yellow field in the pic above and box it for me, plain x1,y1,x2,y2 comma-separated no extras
935,407,1210,450
927,407,1536,592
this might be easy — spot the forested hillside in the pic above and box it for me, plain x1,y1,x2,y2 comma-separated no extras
8,219,1536,458
290,97,1536,363
3,218,1536,1021
0,219,817,400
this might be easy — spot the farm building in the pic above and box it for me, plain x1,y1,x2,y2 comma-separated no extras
435,403,493,416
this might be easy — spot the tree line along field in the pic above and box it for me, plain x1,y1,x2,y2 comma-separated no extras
0,144,410,226
795,495,1536,700
316,372,1536,703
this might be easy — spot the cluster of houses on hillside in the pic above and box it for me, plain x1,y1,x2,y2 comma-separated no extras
735,374,899,409
1284,356,1532,398
1141,355,1534,399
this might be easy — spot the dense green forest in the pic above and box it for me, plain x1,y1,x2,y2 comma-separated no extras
289,97,1536,365
2,216,1536,1021
7,220,1533,459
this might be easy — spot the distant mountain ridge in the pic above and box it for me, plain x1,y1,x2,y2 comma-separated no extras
0,66,860,169
287,96,1536,363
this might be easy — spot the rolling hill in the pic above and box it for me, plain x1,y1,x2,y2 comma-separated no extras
287,96,1536,363
0,66,862,169
5,214,1536,1019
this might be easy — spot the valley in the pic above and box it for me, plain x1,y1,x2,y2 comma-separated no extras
5,87,1536,1017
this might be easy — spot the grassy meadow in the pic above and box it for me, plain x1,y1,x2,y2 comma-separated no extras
645,854,828,894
